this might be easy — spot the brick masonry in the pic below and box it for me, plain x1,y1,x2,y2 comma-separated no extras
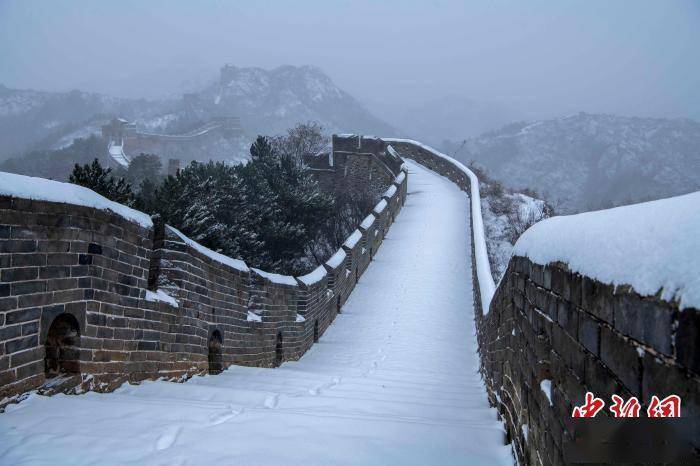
389,140,699,465
0,163,408,402
305,135,404,200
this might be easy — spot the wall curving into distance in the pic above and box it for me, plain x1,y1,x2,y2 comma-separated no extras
387,138,699,465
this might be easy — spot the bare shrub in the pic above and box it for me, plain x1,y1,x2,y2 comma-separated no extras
489,193,515,217
271,121,329,163
505,201,553,244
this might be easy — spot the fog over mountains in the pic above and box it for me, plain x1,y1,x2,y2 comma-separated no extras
0,65,394,161
2,64,699,216
449,113,700,213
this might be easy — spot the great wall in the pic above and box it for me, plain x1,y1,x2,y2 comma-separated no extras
1,136,698,464
388,139,699,464
102,116,244,169
0,135,406,399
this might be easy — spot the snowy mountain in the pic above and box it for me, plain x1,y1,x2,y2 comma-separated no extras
452,113,700,213
0,84,172,158
0,65,393,161
183,65,394,136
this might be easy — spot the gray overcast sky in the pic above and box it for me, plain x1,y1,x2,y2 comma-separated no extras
1,0,699,122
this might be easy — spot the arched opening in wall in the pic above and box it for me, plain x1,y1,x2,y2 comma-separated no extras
208,330,223,375
275,332,284,367
314,320,319,343
337,295,342,314
44,313,81,378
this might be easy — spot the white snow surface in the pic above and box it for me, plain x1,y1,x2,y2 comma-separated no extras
395,171,406,184
108,140,130,167
144,289,179,308
251,268,298,286
387,144,400,159
246,311,262,322
0,171,153,228
540,379,553,406
383,184,397,199
297,265,327,286
383,138,496,313
169,227,249,273
343,229,362,249
359,213,375,230
514,191,700,310
325,248,347,269
373,199,388,214
0,160,511,466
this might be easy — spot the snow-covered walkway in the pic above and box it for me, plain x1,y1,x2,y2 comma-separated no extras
0,161,512,465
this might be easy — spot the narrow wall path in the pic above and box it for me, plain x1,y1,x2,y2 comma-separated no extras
0,161,511,465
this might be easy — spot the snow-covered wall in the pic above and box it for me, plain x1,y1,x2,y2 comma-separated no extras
0,168,408,401
480,255,699,464
384,139,699,464
382,139,495,315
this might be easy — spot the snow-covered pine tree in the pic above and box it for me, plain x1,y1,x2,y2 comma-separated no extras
68,158,135,206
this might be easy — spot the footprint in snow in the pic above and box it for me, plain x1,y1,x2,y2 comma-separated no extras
208,407,241,426
264,394,278,409
155,426,181,451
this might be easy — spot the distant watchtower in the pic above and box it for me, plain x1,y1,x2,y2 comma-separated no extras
101,118,136,143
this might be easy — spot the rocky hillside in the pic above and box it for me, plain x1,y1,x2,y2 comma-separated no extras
0,85,171,158
0,65,394,161
182,65,394,137
452,113,700,213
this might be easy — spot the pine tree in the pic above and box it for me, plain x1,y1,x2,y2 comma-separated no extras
69,159,135,206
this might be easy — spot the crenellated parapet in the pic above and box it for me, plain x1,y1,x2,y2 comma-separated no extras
0,162,408,403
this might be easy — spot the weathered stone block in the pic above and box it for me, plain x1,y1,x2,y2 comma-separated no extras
600,326,642,396
1,267,38,282
676,308,699,375
581,277,613,324
556,299,578,338
0,296,18,312
5,307,41,325
0,240,36,253
613,293,673,356
5,335,38,354
11,280,46,296
577,311,599,356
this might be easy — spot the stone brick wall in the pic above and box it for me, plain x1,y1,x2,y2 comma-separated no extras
0,169,408,402
388,139,699,465
307,135,404,201
483,257,699,464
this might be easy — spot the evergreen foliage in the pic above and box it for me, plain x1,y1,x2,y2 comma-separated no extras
69,158,135,206
54,125,376,276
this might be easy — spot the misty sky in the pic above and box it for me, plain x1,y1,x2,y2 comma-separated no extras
1,0,699,123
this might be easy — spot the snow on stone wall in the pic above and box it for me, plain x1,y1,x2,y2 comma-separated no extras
0,168,408,401
384,139,699,464
514,191,700,311
383,138,495,314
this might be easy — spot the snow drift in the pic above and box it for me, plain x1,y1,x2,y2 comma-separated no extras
514,191,700,310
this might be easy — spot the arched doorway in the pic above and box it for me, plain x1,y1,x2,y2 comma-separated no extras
45,313,81,378
313,320,319,343
208,330,223,375
275,332,284,367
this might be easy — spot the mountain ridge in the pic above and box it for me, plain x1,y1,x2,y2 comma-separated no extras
0,64,395,160
451,112,700,213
